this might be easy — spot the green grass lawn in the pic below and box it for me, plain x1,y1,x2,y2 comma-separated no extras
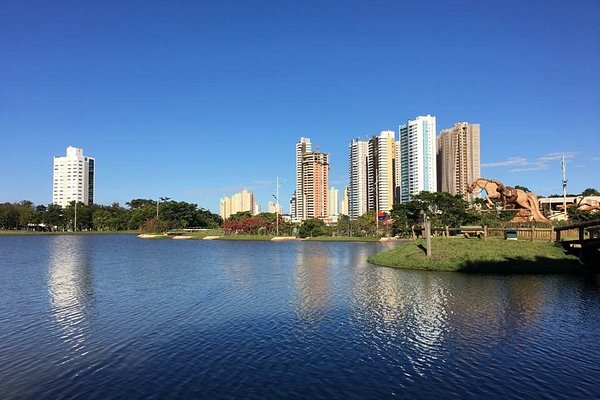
368,237,589,273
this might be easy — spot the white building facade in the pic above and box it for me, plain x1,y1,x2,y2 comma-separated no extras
328,187,339,217
398,115,437,202
348,139,369,220
52,146,95,207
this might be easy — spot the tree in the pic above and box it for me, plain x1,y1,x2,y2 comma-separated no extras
0,202,19,229
567,207,595,222
45,203,66,231
355,211,378,236
298,218,331,238
18,201,34,228
335,214,351,236
391,192,472,229
514,185,531,192
581,188,600,197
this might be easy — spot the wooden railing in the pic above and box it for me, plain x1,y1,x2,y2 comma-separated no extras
428,226,582,241
553,220,600,242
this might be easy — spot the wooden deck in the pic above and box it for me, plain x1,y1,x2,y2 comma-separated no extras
554,219,600,264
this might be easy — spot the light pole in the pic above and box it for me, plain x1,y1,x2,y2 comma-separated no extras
74,201,77,232
375,169,379,236
273,177,281,237
561,154,568,219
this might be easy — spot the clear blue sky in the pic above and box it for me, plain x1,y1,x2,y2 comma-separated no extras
1,0,598,213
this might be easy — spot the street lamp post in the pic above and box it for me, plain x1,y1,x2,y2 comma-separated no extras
273,177,281,237
561,155,568,219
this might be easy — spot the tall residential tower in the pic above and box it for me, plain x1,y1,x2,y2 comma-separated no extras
367,130,396,213
348,138,369,220
436,122,481,200
292,137,329,221
52,146,95,207
219,188,259,220
398,115,437,202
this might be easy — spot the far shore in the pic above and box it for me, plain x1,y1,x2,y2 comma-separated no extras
138,233,391,242
0,230,137,236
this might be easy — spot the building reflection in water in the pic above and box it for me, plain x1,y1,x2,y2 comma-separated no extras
350,265,548,377
294,243,331,324
351,268,450,376
47,236,94,354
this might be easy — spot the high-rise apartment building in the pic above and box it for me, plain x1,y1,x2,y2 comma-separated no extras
291,137,329,222
267,201,282,215
340,187,349,216
437,122,481,201
328,187,339,217
348,131,397,220
219,189,258,220
348,139,369,220
292,137,312,221
302,152,329,220
52,146,95,207
398,115,437,202
367,130,396,213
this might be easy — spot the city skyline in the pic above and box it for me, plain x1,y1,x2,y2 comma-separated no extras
1,1,598,212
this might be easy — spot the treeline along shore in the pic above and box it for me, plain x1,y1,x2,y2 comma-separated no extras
0,199,222,232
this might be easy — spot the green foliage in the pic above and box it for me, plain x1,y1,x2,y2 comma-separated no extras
567,207,595,222
335,214,351,236
0,198,221,233
514,185,530,192
391,191,474,235
228,211,253,221
581,188,600,197
298,218,331,238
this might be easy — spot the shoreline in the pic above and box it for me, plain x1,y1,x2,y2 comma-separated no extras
368,237,594,274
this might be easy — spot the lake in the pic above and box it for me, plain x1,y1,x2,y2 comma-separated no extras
1,234,599,399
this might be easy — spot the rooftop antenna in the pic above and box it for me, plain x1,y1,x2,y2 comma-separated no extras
561,154,567,219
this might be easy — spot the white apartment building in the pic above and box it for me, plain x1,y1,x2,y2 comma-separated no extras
267,201,283,215
348,138,369,220
328,187,339,217
340,187,349,216
398,115,437,202
52,146,95,207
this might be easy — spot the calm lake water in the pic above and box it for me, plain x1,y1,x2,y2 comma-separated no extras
1,234,599,399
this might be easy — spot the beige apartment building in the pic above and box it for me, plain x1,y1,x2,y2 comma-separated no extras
291,137,330,222
367,130,396,213
219,189,259,220
301,152,329,220
436,122,480,200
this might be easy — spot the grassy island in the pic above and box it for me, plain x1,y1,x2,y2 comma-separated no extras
368,238,591,274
